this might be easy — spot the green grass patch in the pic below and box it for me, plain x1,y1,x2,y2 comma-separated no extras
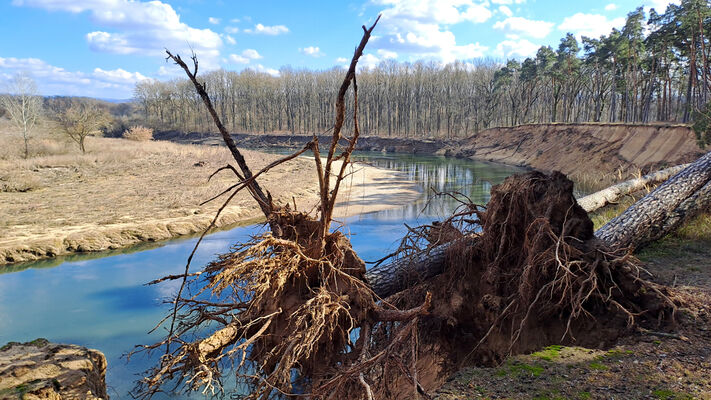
532,390,565,400
599,348,633,361
509,362,545,377
676,213,711,240
532,345,564,362
27,338,49,347
589,198,637,230
588,362,609,371
652,389,694,400
578,392,592,399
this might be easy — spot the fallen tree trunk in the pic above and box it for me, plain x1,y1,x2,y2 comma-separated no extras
366,152,711,298
367,237,473,299
577,164,689,212
596,151,711,249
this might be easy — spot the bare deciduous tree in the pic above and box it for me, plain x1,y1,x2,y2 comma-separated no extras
58,103,112,153
0,72,42,159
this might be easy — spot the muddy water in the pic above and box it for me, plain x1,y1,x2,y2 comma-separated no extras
0,153,523,398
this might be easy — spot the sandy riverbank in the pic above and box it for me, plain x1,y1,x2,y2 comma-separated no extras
0,136,420,266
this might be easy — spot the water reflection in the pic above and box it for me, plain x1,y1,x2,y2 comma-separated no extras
352,152,523,220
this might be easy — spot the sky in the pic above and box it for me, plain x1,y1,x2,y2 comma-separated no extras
0,0,681,99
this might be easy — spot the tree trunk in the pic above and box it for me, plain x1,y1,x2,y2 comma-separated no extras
596,151,711,250
366,153,711,299
23,125,29,159
576,164,689,212
366,237,472,299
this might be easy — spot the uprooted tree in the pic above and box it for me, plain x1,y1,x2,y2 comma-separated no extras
132,19,689,400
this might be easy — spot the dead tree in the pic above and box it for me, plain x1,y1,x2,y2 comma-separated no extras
134,16,439,400
576,163,689,212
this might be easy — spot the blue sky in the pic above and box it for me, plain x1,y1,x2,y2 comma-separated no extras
0,0,679,99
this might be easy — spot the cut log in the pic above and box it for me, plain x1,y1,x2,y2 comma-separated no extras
596,151,711,249
366,152,711,298
577,164,689,212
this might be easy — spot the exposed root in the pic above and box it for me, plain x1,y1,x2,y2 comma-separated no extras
374,171,682,398
132,212,430,399
132,16,434,400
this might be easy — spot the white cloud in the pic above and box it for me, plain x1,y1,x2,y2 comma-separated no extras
225,26,239,34
242,49,262,59
375,0,493,25
604,3,617,11
559,13,625,40
299,46,324,57
491,0,526,4
355,49,404,69
493,17,554,39
371,0,491,64
13,0,223,68
223,34,236,45
92,67,148,83
495,38,540,59
376,49,398,59
251,64,279,76
229,54,250,64
230,18,240,23
208,17,220,25
228,49,262,64
359,53,382,70
335,57,349,64
0,56,149,98
244,23,289,35
498,5,513,17
157,66,174,76
644,0,680,13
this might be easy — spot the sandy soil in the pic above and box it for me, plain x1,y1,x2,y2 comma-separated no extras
444,123,704,190
0,135,420,266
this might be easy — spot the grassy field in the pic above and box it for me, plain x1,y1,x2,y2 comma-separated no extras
0,122,321,265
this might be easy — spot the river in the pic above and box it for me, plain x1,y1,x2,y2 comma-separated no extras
0,152,524,398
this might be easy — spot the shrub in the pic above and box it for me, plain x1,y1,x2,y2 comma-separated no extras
123,125,153,141
0,171,43,192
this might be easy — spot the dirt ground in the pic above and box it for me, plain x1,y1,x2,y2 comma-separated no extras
0,130,420,265
433,212,711,400
444,123,704,190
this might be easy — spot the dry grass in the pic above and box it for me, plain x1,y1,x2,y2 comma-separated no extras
0,125,321,264
123,125,153,141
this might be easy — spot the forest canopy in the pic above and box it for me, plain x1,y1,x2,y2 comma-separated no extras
134,1,711,138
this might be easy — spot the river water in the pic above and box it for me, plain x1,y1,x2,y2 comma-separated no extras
0,152,524,398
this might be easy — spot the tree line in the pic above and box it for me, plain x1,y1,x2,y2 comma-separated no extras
130,1,707,139
1,76,145,158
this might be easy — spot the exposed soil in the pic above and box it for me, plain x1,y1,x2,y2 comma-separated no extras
442,123,703,186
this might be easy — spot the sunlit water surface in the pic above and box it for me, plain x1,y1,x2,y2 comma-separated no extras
0,152,524,398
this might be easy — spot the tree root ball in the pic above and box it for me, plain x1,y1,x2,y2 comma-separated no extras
382,171,680,397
